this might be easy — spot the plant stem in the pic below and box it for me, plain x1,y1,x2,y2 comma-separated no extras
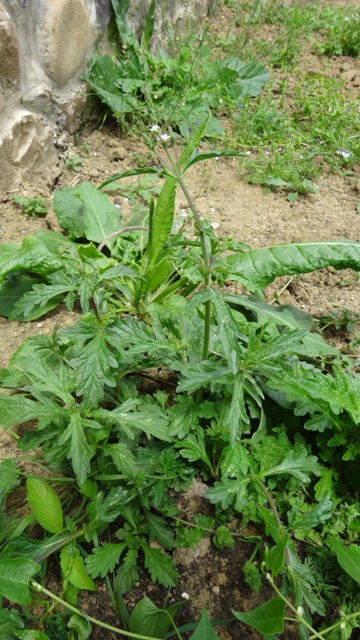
268,576,325,639
174,170,212,360
30,581,177,640
308,611,360,639
253,476,290,567
98,226,148,252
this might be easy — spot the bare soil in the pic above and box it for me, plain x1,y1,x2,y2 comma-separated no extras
1,0,360,638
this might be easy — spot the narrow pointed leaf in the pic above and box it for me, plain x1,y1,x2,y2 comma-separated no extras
180,115,210,170
189,609,221,640
60,545,95,591
184,149,245,171
99,167,163,191
145,176,177,267
59,412,94,484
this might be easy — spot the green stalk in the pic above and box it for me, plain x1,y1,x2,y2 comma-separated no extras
163,149,212,360
267,575,325,640
31,581,180,640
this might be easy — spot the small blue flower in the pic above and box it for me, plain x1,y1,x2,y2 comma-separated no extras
238,104,244,109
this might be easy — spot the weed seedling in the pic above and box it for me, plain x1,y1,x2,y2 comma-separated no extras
11,195,48,218
64,155,86,172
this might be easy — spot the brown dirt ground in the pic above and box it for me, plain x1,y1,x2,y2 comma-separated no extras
1,0,360,638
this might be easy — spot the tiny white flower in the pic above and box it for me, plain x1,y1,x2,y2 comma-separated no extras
181,592,190,600
160,133,171,142
296,606,304,617
266,572,271,581
336,148,351,159
340,622,347,630
150,124,160,132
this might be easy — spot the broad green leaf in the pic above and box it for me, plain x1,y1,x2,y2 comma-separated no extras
108,401,172,442
227,240,360,291
232,597,285,634
220,442,250,478
0,558,39,604
0,459,20,496
11,356,73,404
176,427,213,473
226,58,269,98
26,477,63,534
59,412,94,484
145,175,177,267
206,477,250,512
314,470,335,501
189,609,221,640
13,631,50,640
0,608,24,638
85,54,137,114
290,496,332,531
67,614,92,640
258,505,284,544
33,230,72,254
176,361,233,394
332,538,360,584
129,595,185,638
54,182,121,243
103,443,138,477
86,487,130,527
0,393,61,429
142,544,178,587
53,185,86,238
69,331,117,407
226,294,338,356
211,289,240,373
10,282,70,320
224,375,251,443
146,511,176,549
60,545,95,591
0,236,62,280
0,277,61,321
267,362,360,428
168,396,199,438
85,543,127,578
115,548,139,593
254,432,321,483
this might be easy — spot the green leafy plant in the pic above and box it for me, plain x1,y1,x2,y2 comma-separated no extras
64,156,86,173
85,0,268,136
3,116,360,638
11,195,48,218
